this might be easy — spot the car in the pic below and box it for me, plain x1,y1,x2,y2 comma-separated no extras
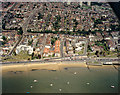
45,59,49,61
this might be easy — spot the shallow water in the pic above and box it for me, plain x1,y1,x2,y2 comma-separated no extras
2,65,119,93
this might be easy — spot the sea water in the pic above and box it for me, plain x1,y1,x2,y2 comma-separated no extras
2,65,119,93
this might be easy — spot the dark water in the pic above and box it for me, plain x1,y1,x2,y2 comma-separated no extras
2,65,118,93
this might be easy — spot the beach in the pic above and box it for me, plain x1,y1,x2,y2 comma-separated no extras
2,61,87,73
2,60,118,74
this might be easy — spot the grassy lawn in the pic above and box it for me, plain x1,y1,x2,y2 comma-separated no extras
83,5,92,9
78,51,83,55
88,51,118,58
88,52,95,57
76,48,84,55
2,51,31,62
100,51,118,58
94,61,99,64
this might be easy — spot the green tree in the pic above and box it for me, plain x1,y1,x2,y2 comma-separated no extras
2,36,7,41
17,27,23,35
95,51,99,57
28,39,33,46
31,52,34,59
51,37,57,45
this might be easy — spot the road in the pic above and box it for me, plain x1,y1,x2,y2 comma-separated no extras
2,55,119,64
79,38,88,56
2,3,17,17
3,3,18,55
40,34,47,58
22,8,39,34
8,36,23,55
60,37,64,57
84,38,89,56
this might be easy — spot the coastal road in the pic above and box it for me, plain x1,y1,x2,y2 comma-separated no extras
2,56,119,64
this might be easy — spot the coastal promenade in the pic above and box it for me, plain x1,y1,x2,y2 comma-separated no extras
1,57,119,65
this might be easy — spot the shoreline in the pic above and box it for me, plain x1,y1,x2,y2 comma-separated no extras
2,61,117,73
2,61,86,73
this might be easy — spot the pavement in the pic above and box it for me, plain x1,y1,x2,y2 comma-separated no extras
1,55,119,64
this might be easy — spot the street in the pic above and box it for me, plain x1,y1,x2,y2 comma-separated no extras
2,55,119,64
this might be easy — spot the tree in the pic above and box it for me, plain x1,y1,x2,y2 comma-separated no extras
31,52,34,59
2,36,7,45
38,12,43,20
88,45,92,52
1,41,6,45
13,50,16,56
73,47,76,54
52,53,55,57
95,51,99,57
51,37,57,45
17,27,23,35
28,39,33,46
100,51,102,55
2,36,7,41
38,54,41,59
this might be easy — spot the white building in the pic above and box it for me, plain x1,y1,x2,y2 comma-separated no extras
110,47,115,51
55,53,60,57
105,37,111,40
75,41,85,47
75,47,83,51
16,45,33,55
89,34,95,41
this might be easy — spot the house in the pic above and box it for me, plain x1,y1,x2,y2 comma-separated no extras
43,47,50,57
110,47,115,51
91,45,101,52
2,47,9,55
43,45,54,57
54,40,60,53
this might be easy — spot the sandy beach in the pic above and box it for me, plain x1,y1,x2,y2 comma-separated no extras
2,61,117,73
2,61,87,73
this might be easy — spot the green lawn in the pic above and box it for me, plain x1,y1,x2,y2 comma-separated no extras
76,48,84,55
88,51,118,58
88,52,95,57
94,61,99,64
2,51,31,62
101,51,118,58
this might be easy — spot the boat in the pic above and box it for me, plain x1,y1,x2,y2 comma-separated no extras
59,88,62,91
33,80,38,82
111,85,115,88
67,81,70,84
74,72,77,74
86,83,90,85
50,83,53,86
